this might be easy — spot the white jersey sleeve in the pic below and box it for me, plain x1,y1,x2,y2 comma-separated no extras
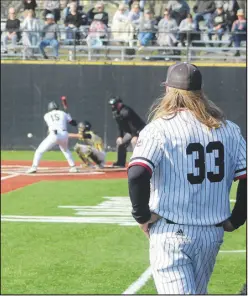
66,113,72,122
234,134,247,180
128,122,164,175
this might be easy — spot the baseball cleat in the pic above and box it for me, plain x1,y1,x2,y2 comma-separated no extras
94,163,105,169
69,166,79,173
26,166,37,174
112,162,125,168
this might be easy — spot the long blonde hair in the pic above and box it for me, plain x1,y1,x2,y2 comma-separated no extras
148,87,226,129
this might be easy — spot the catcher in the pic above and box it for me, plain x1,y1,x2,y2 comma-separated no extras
68,121,105,168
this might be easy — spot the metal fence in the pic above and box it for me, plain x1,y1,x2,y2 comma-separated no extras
1,28,246,62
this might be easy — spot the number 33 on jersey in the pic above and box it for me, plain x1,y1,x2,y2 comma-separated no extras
129,111,246,226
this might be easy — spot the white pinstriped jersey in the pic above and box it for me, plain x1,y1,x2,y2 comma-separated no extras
129,110,247,226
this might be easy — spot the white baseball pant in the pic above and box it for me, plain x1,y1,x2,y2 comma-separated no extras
32,130,75,167
76,144,105,165
149,218,224,294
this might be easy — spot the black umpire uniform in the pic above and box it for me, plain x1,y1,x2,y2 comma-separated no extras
109,97,145,167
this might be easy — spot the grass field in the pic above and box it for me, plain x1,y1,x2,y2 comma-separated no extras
1,151,246,294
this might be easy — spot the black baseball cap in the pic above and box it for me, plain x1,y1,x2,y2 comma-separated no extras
164,62,202,91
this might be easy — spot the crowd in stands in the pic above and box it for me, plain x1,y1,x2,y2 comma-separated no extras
1,0,246,59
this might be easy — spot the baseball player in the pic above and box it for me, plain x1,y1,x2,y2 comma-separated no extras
109,97,146,168
127,62,247,294
27,101,78,173
68,121,105,168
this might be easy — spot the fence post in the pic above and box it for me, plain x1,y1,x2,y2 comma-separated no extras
73,30,76,61
121,48,125,61
88,47,92,61
186,31,190,63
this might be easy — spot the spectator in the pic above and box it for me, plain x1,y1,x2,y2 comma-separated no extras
113,3,129,23
64,2,87,44
138,9,156,48
112,4,134,44
193,0,216,31
149,0,168,19
179,13,198,46
123,0,146,11
208,4,228,45
21,9,40,59
220,0,240,31
23,0,37,13
1,7,21,53
87,2,108,26
63,0,83,20
167,0,190,25
157,9,178,47
86,13,108,47
127,2,141,29
231,9,246,56
43,0,61,23
39,14,60,59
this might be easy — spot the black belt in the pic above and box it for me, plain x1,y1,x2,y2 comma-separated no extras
165,219,223,227
53,130,66,134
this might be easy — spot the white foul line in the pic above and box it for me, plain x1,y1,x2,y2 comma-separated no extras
122,266,152,295
1,174,20,181
219,250,246,253
122,249,246,294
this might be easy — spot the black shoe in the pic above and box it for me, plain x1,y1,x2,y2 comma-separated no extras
112,162,125,168
234,51,240,57
43,54,49,59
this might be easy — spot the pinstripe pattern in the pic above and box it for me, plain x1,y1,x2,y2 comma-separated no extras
129,110,246,294
149,219,224,294
129,111,247,225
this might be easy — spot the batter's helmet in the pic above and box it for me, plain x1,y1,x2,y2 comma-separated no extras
48,101,59,112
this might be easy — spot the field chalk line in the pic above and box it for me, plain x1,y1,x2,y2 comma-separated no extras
122,250,246,294
122,266,152,295
1,174,20,181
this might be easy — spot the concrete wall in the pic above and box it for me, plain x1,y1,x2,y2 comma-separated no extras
1,63,246,150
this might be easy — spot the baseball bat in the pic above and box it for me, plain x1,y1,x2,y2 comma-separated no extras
61,96,68,111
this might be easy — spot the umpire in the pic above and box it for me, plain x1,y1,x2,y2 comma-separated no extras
109,97,145,167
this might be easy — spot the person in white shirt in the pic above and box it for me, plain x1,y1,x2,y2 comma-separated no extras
111,4,134,44
157,9,178,47
21,9,41,58
179,13,198,46
127,2,141,29
27,101,78,173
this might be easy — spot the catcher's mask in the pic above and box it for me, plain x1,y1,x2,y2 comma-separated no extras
108,97,123,111
48,101,59,112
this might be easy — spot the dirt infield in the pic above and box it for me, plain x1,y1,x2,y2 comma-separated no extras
1,160,127,193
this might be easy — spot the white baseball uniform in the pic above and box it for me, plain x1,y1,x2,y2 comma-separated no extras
32,110,75,168
129,110,247,294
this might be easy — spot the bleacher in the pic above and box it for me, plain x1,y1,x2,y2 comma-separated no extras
1,0,246,62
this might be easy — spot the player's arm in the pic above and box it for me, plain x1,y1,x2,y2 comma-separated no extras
229,178,247,229
127,125,164,224
66,112,77,127
224,134,247,231
68,133,81,139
